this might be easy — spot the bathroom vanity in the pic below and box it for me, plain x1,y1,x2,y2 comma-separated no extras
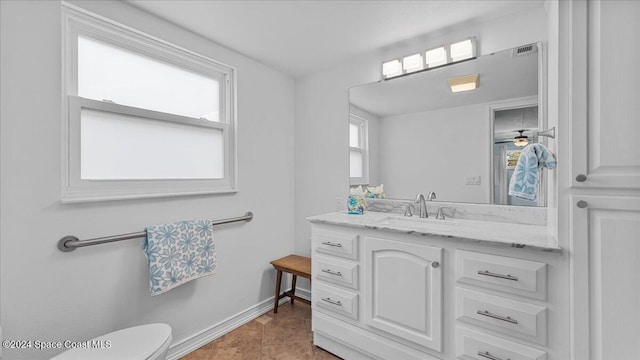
315,2,640,358
308,209,562,360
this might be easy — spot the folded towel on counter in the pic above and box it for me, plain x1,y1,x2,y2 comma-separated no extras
508,143,557,201
143,219,216,296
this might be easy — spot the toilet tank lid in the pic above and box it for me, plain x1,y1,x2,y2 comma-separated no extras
51,323,172,360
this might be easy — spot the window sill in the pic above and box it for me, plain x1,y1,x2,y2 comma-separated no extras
61,187,239,204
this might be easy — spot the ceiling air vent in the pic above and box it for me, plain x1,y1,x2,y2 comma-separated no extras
512,44,537,57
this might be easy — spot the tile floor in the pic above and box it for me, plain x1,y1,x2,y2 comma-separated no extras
180,302,342,360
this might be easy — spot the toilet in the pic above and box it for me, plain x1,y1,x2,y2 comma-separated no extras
51,323,172,360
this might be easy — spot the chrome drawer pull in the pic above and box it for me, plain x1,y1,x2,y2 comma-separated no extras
321,297,342,306
477,270,518,281
478,351,509,360
321,241,343,248
321,269,343,276
477,310,518,324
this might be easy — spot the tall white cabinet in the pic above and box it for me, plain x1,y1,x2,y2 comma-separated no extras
566,1,640,359
569,0,640,189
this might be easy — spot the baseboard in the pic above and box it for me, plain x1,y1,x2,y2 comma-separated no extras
295,286,311,301
167,286,310,359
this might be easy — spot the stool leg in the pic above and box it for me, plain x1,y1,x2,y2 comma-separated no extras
274,269,282,314
290,275,297,305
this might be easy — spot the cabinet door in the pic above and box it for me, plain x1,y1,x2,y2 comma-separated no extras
364,236,442,352
570,0,640,189
571,196,640,360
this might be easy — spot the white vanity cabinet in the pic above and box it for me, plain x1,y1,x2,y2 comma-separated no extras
454,250,550,360
310,221,561,360
311,225,444,360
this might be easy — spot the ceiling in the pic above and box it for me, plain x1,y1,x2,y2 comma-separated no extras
127,0,545,77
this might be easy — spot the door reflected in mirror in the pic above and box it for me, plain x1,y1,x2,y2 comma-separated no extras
349,42,550,207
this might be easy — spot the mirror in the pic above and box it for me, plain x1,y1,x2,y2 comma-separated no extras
349,42,549,207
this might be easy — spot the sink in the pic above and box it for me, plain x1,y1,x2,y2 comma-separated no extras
379,215,457,229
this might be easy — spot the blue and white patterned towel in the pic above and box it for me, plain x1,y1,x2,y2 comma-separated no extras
143,219,217,296
508,143,557,201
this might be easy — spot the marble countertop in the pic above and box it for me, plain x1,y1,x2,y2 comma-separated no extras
307,211,561,252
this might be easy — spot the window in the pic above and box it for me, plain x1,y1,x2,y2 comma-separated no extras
349,115,369,185
62,5,237,202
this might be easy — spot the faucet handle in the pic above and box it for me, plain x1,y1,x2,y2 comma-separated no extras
436,206,454,220
427,192,437,201
403,203,413,217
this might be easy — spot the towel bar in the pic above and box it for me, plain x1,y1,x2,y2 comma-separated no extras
57,212,253,252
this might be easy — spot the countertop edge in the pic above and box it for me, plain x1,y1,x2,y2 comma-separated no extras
308,214,562,253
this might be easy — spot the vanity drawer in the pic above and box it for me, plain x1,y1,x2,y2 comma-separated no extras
456,288,547,345
456,250,547,300
314,231,359,260
314,255,359,290
314,283,359,321
456,327,547,360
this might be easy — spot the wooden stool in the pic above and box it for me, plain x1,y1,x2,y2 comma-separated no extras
270,254,311,313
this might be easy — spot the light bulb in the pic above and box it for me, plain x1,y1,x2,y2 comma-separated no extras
514,133,529,147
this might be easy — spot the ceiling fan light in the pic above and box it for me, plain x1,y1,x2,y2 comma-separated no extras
514,131,529,147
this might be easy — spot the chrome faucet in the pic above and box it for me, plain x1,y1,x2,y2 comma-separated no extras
415,194,427,218
415,192,436,218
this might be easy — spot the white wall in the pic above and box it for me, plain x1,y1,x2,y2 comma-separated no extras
0,1,295,359
294,6,548,258
379,104,491,202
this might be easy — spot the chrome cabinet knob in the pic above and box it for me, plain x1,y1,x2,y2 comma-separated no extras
576,174,587,182
577,200,588,208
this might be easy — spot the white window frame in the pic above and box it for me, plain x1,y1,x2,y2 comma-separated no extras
61,4,237,202
349,114,369,185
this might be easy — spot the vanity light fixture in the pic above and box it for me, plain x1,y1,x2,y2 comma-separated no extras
448,74,479,93
450,38,476,62
514,130,529,147
425,46,447,68
382,59,403,79
402,53,424,73
381,37,477,80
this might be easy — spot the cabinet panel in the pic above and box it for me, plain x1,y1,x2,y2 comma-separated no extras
456,327,547,360
456,250,547,300
314,230,359,259
364,236,443,352
456,288,547,345
314,255,359,289
571,0,640,188
571,196,640,360
315,282,359,321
